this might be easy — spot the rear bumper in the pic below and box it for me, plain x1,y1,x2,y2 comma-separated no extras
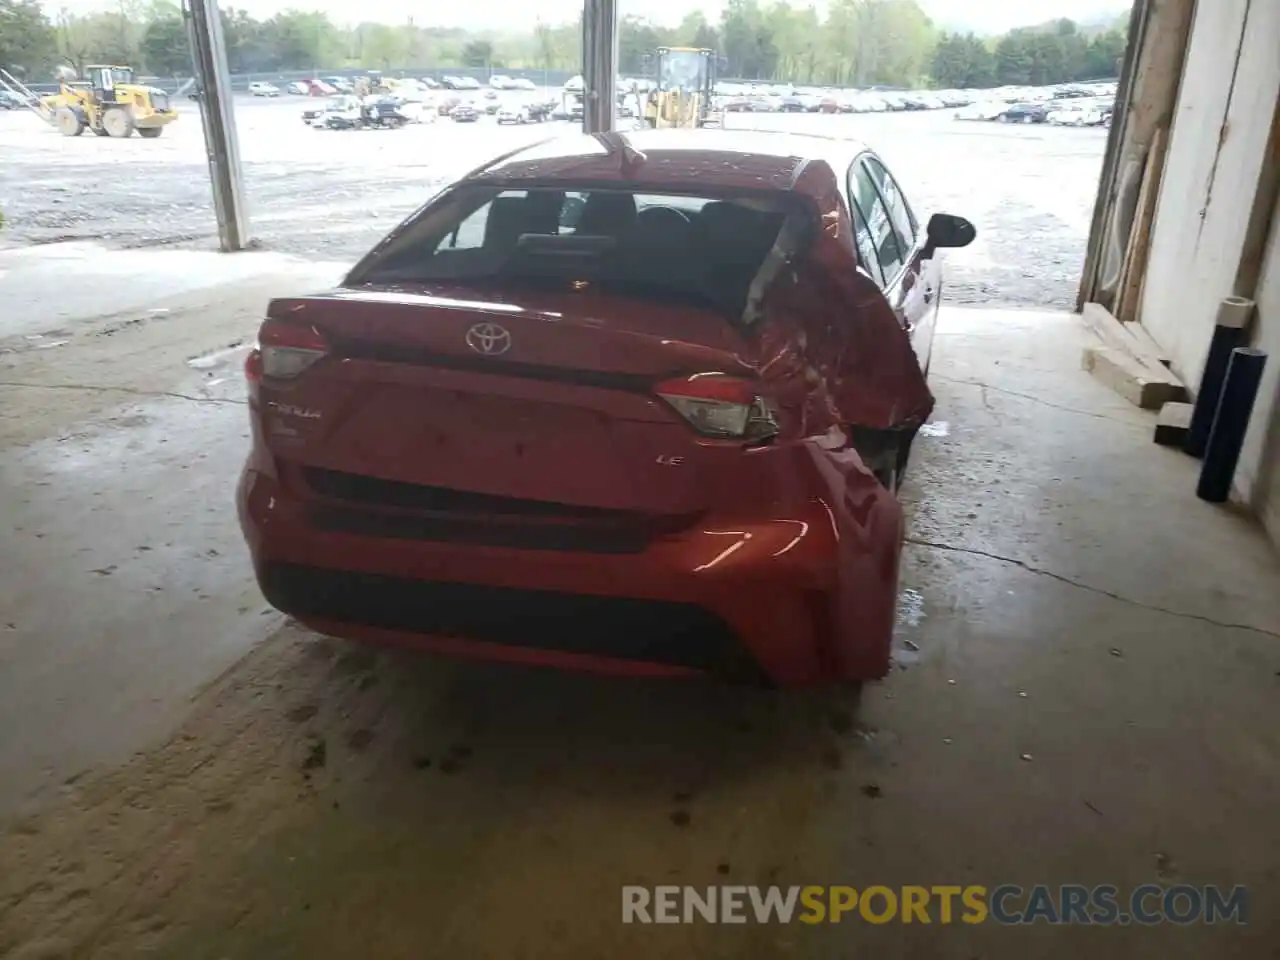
238,465,900,687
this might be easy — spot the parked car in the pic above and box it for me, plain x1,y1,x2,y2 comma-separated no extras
396,99,437,123
360,97,413,129
248,81,280,97
302,95,340,122
1046,101,1108,126
286,81,310,95
0,90,23,110
496,104,531,124
450,102,479,122
238,131,975,688
954,100,1005,121
999,102,1050,123
321,76,354,94
722,96,769,113
307,95,361,129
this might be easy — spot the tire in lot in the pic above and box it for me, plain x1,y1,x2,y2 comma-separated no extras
138,127,163,139
55,107,84,137
102,108,134,138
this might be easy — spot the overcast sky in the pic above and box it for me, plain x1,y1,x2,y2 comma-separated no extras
47,0,1131,32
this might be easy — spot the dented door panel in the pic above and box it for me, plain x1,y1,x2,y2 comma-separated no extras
744,158,935,437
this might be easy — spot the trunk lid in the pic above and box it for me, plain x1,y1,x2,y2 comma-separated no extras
258,283,751,516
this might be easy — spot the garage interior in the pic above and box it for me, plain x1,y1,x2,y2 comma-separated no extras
1,0,1279,956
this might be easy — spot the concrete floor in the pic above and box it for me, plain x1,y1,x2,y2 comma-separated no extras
1,246,1278,958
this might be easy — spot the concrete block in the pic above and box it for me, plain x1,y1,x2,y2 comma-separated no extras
1154,401,1194,445
1082,345,1187,410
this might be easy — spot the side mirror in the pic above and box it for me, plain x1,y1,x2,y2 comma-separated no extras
925,213,976,253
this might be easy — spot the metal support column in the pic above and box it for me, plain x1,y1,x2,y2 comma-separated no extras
184,0,250,251
581,0,618,134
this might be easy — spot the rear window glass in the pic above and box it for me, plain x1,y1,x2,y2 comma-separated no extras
354,186,811,324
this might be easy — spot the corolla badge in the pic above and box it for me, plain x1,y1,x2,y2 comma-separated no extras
465,322,512,356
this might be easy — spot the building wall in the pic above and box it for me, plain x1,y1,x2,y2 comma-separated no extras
1138,0,1280,533
1241,194,1280,540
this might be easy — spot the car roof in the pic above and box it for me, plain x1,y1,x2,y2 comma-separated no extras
468,130,871,195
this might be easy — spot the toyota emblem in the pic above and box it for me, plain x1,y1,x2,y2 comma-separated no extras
465,322,512,356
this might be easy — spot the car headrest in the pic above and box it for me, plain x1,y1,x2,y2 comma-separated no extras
483,194,561,249
699,202,785,261
577,191,637,235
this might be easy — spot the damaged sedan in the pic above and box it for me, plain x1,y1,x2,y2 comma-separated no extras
237,130,975,687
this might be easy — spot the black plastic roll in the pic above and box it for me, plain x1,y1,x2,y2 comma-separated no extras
1185,323,1248,458
1196,348,1267,503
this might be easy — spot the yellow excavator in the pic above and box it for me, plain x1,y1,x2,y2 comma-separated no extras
649,47,721,129
1,65,178,139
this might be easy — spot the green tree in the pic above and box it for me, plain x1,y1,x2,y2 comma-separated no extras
54,11,125,75
0,0,56,77
719,0,779,80
963,35,996,87
257,11,338,71
994,29,1034,85
461,39,492,68
866,0,936,86
1081,28,1125,80
618,16,674,76
358,22,409,70
533,20,556,69
141,13,189,75
675,10,719,51
24,0,1126,90
929,33,968,87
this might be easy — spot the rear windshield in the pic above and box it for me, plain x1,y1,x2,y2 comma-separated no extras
352,186,811,324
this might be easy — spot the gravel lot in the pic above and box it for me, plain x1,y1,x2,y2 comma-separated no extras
0,95,1106,308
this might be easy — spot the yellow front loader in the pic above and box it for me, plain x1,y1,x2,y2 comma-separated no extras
649,47,721,129
34,65,178,139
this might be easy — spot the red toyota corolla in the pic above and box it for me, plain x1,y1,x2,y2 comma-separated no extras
237,130,974,687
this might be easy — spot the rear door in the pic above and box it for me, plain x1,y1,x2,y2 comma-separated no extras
846,153,940,374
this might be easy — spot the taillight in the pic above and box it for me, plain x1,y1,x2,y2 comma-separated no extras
655,374,780,442
247,319,329,382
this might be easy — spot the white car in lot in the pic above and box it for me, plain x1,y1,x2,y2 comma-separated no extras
496,104,531,124
394,98,437,124
955,100,1005,121
1047,100,1110,127
248,81,280,97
